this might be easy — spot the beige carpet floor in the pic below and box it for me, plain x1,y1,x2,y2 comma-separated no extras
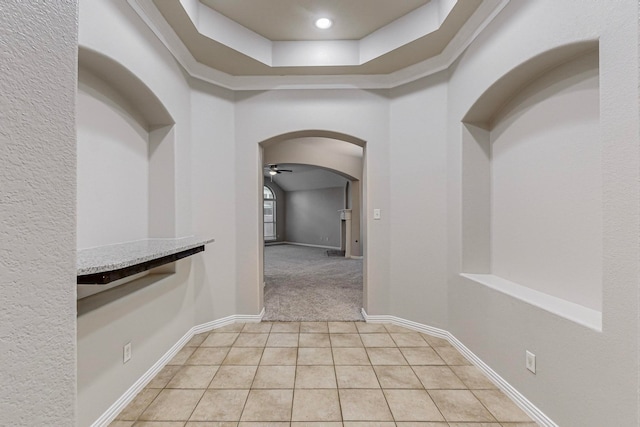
263,244,363,321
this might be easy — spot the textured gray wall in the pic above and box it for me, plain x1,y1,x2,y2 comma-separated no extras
285,187,344,248
0,1,78,424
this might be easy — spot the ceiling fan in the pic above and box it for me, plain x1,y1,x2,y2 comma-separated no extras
265,164,293,181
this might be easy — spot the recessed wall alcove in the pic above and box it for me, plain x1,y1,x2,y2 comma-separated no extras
460,41,602,330
77,48,179,299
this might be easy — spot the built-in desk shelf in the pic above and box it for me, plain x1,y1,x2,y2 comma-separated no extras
77,236,214,284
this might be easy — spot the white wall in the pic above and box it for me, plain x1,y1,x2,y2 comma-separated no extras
447,1,639,425
189,78,238,325
77,2,200,425
234,89,391,315
0,1,77,425
285,187,344,248
77,71,150,249
389,72,449,329
491,51,601,311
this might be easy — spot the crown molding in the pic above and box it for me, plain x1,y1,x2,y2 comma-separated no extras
127,0,509,90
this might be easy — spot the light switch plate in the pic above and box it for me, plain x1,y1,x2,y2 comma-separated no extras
124,342,132,364
373,209,381,220
526,350,536,374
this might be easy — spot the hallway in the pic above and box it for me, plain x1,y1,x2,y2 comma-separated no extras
6,1,640,425
109,321,535,425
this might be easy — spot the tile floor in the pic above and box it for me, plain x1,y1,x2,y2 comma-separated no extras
110,322,537,427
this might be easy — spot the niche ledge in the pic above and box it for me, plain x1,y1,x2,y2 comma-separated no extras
460,273,602,332
77,236,214,284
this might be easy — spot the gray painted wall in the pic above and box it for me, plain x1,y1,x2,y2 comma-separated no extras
285,186,344,248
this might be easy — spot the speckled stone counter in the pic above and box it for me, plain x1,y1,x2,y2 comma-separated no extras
77,236,215,276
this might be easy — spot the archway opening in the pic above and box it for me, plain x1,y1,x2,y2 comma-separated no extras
258,131,366,321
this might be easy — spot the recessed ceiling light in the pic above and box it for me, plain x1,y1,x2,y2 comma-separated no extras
315,18,333,30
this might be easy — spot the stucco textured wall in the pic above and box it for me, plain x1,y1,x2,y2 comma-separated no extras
0,1,78,425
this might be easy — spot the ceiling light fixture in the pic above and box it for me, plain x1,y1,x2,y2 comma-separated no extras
269,170,277,176
315,18,333,29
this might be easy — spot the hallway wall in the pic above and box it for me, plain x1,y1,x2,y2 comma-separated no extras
389,71,450,329
76,2,235,425
447,1,639,425
0,1,78,425
189,78,238,326
235,89,391,316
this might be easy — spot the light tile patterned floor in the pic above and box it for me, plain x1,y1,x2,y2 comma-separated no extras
110,322,537,427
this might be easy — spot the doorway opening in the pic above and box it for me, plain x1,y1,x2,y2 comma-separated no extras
258,132,366,321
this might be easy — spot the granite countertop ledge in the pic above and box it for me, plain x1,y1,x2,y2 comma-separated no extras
77,236,215,275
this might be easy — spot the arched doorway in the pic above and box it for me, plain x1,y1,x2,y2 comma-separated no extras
258,131,367,321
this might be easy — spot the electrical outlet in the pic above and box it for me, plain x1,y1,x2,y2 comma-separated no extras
123,342,132,364
373,209,381,220
526,350,536,374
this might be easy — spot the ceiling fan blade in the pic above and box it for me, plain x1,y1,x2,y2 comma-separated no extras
279,169,293,172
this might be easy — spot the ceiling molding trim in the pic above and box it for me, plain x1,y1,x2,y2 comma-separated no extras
181,0,456,68
387,0,509,88
273,40,361,67
127,0,237,88
127,0,510,90
183,0,273,65
359,0,441,64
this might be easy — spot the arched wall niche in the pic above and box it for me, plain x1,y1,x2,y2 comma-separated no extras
78,47,174,128
463,40,599,129
77,47,178,255
460,42,602,331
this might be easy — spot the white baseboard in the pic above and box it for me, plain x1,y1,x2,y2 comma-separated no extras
361,309,557,427
96,308,554,427
282,241,341,250
235,307,266,323
350,255,363,260
91,308,266,427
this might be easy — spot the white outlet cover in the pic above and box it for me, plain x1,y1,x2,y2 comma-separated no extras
373,209,381,220
526,350,536,374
